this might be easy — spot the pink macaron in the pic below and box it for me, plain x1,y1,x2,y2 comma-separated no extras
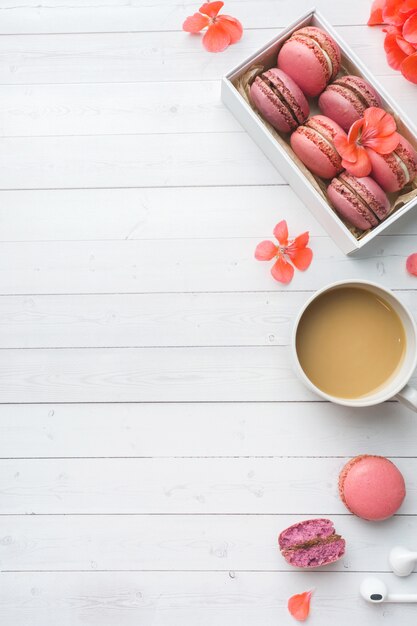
339,455,406,521
328,172,390,230
277,26,341,97
290,115,345,179
278,518,345,568
368,134,417,192
319,75,382,132
250,68,309,133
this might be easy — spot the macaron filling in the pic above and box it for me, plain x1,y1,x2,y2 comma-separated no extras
341,174,388,221
300,118,343,171
329,178,378,228
393,152,411,185
279,518,346,568
282,538,346,568
331,78,380,110
260,73,303,125
292,33,333,81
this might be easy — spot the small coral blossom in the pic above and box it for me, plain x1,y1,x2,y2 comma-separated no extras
288,590,313,622
255,220,313,284
334,107,400,177
183,2,243,53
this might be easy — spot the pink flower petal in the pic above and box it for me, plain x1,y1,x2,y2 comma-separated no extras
342,146,372,177
202,21,231,52
365,131,400,154
407,253,417,275
291,247,313,271
368,0,386,25
384,32,409,68
254,240,277,261
347,118,365,145
402,0,417,11
292,232,309,249
271,256,294,284
396,34,416,54
217,15,243,43
401,51,417,83
334,132,358,163
383,0,408,26
273,220,289,246
199,2,224,17
183,12,210,32
288,590,313,622
403,12,417,44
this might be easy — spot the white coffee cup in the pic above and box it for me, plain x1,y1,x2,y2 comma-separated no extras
292,279,417,411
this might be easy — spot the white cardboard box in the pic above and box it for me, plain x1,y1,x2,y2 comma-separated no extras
221,9,417,255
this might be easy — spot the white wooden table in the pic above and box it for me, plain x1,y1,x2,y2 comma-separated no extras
1,1,417,624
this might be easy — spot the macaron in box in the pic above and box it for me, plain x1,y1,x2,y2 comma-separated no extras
221,9,417,254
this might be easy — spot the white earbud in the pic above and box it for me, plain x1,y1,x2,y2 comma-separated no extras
389,546,417,577
360,577,417,603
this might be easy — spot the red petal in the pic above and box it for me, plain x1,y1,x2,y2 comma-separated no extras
396,34,416,54
347,118,364,144
202,21,230,52
363,107,397,136
406,252,417,275
383,0,407,25
365,131,400,153
254,240,277,261
288,590,313,622
199,1,224,17
401,51,417,82
342,147,372,177
384,32,409,68
368,0,386,25
402,0,417,11
273,220,288,245
183,12,210,32
334,132,358,162
217,15,243,44
403,13,417,43
292,247,313,271
271,256,294,284
293,231,309,249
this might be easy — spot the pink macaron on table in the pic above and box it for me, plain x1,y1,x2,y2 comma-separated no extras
222,9,417,255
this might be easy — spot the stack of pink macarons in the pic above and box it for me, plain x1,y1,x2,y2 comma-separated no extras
249,25,417,232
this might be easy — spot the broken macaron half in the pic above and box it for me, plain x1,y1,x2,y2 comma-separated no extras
279,518,345,568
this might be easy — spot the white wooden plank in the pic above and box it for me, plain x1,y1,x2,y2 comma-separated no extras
0,82,241,137
3,290,417,349
2,185,417,242
0,292,305,348
1,236,416,295
1,571,414,626
0,457,415,514
0,186,326,241
0,27,398,87
0,346,310,403
1,513,416,573
0,0,370,34
0,133,281,189
2,401,417,458
2,79,416,139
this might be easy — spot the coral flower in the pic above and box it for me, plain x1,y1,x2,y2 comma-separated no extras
334,107,400,177
183,2,243,53
368,0,417,83
254,220,313,284
288,590,313,622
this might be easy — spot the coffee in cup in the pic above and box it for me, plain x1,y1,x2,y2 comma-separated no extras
296,286,406,399
292,280,417,410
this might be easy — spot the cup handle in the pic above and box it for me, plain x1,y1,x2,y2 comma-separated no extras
396,384,417,412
